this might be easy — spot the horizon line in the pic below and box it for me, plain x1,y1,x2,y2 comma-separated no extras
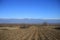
0,18,60,20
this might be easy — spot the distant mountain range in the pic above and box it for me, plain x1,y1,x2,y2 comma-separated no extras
0,19,60,24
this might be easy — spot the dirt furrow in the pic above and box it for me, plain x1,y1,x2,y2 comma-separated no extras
39,28,49,40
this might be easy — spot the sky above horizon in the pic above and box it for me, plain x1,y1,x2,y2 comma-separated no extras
0,0,60,19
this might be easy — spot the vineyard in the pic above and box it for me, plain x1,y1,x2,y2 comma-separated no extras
0,26,60,40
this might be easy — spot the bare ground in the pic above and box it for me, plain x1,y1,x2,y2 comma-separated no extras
0,26,60,40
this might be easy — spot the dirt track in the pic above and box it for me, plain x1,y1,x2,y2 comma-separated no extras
0,26,60,40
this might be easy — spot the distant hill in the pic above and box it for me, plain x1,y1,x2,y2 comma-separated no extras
0,19,60,24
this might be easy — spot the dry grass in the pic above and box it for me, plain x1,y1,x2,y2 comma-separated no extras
0,25,60,40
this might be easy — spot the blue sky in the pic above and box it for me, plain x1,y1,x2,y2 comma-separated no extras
0,0,60,19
